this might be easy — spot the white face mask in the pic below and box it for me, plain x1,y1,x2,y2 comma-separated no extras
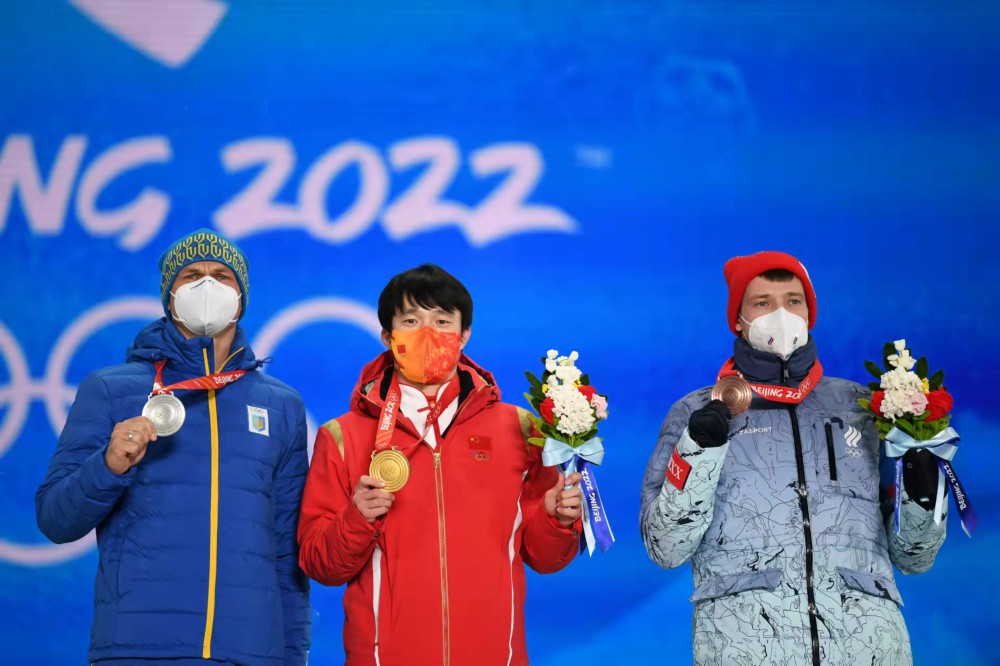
171,277,240,337
740,307,808,360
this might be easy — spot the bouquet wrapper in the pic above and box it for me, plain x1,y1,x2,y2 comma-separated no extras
884,426,977,537
541,437,615,555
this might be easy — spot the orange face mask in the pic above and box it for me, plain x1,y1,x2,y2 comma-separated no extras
390,326,463,385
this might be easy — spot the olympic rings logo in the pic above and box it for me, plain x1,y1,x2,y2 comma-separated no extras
0,295,382,567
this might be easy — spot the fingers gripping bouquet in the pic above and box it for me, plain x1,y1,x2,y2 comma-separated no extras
859,339,977,536
525,350,614,555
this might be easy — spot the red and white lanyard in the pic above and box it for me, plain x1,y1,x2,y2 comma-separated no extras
717,358,823,405
150,359,249,395
373,372,461,453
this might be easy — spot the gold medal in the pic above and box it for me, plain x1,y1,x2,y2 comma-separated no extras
370,449,410,492
712,375,753,416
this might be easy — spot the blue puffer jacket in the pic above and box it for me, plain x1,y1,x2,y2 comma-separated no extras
640,338,946,666
36,318,311,665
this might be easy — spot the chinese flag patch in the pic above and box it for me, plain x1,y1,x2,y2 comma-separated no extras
666,448,692,491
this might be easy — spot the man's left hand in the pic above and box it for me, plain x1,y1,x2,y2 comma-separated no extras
544,472,583,527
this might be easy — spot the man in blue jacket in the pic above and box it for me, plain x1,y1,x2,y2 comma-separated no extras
36,229,311,665
640,251,945,666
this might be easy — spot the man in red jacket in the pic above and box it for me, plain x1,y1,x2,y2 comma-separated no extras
299,264,583,666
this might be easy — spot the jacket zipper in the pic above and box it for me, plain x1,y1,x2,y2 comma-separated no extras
201,348,221,659
784,362,820,666
824,422,838,481
433,451,451,666
365,376,483,665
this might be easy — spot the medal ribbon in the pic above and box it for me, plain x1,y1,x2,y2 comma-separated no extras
151,360,250,395
718,358,824,405
373,371,461,452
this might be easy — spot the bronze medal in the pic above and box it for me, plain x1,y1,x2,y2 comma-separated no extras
370,448,410,492
712,375,753,416
142,393,186,436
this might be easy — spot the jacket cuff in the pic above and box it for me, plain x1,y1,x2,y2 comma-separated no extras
80,446,135,499
678,428,729,458
543,511,582,536
339,498,379,545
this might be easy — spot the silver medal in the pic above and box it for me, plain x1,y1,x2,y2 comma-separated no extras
142,393,186,436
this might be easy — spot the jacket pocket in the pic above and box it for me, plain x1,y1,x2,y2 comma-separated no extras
690,568,783,602
815,416,879,502
825,422,838,481
838,567,903,606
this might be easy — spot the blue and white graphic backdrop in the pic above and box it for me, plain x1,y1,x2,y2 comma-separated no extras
2,1,998,664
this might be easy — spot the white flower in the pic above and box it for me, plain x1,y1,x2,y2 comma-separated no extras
548,383,596,436
547,349,559,360
886,348,915,371
569,351,579,361
879,366,925,421
894,339,906,352
545,360,557,373
554,364,582,384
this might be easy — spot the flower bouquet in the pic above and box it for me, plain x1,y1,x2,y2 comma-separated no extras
524,350,613,554
859,339,976,536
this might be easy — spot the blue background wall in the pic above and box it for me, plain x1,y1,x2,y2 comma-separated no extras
1,1,998,663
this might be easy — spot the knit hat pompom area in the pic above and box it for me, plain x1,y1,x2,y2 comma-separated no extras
158,229,249,319
723,251,816,335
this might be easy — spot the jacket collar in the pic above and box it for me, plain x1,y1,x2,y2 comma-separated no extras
352,351,499,421
733,336,818,386
125,317,260,375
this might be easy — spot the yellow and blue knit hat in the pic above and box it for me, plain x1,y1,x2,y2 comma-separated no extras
158,229,250,319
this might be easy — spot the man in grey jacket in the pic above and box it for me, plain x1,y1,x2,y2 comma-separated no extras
640,251,945,666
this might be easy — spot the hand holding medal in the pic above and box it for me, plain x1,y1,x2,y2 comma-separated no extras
105,416,158,475
142,360,250,436
353,475,397,523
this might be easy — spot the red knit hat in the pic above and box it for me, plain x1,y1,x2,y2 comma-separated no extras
723,251,817,335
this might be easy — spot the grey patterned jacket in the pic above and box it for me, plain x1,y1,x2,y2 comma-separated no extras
640,339,946,666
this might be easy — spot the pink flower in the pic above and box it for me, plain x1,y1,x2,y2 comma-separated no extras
590,394,608,420
909,392,928,416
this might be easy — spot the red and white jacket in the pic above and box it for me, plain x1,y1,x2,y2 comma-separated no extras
298,352,580,666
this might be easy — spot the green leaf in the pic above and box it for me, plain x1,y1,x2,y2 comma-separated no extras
580,373,590,386
525,371,543,390
865,360,884,380
868,382,881,392
522,392,540,410
857,398,871,411
929,369,945,391
915,356,929,379
527,437,546,447
895,419,917,437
